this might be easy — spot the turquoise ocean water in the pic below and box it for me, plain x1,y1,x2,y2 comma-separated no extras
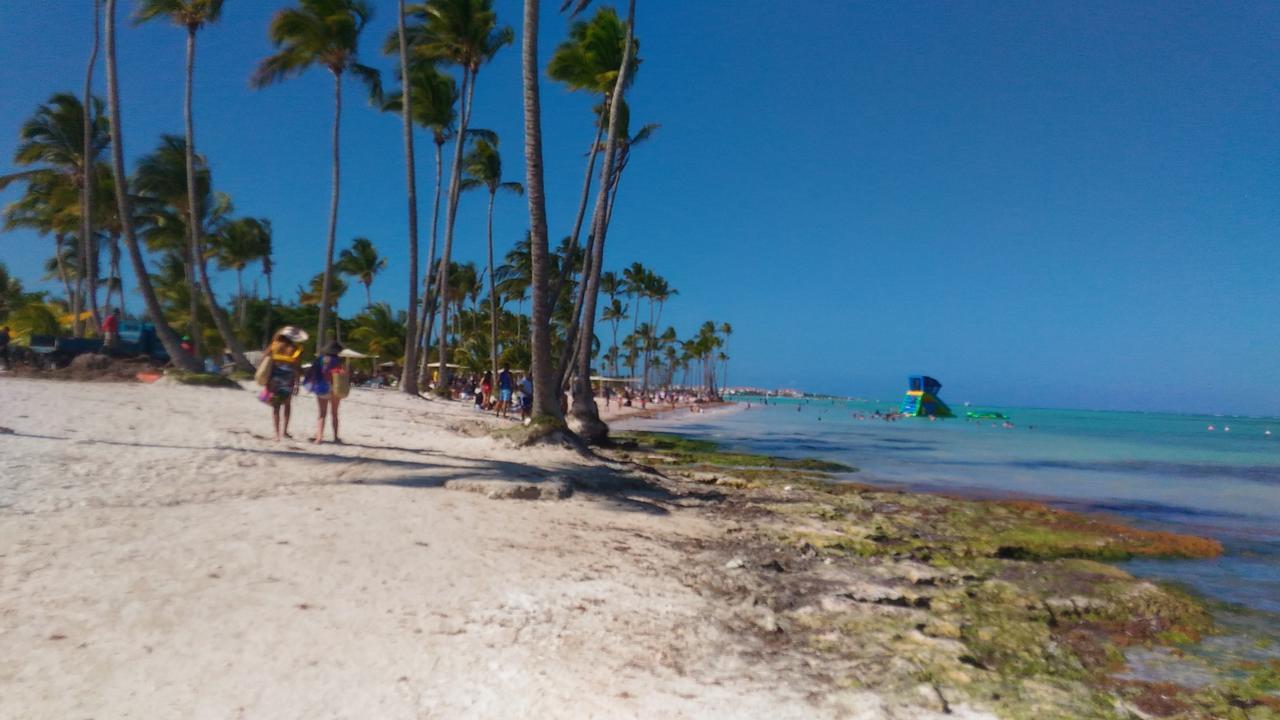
622,396,1280,620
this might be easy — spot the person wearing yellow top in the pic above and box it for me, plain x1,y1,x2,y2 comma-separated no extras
266,326,307,441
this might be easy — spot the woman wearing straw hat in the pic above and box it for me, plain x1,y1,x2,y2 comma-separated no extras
266,326,307,441
307,340,346,444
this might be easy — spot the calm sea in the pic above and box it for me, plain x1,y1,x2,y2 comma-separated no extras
620,396,1280,620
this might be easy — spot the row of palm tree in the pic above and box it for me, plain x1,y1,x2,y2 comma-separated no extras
4,0,745,445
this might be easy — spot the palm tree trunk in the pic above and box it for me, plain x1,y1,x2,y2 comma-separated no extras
82,0,102,335
185,27,250,371
545,124,603,316
486,190,498,381
434,67,474,395
263,270,273,347
71,247,84,338
53,234,74,310
110,233,124,314
522,0,562,421
416,137,445,387
317,69,343,346
103,0,197,371
396,0,420,395
568,0,636,442
185,249,199,355
235,268,245,329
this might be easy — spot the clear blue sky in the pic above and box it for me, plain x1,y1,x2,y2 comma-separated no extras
2,1,1279,415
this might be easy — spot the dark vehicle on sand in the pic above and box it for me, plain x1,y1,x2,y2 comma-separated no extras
28,321,171,369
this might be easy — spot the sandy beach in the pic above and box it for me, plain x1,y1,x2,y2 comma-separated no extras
0,377,977,720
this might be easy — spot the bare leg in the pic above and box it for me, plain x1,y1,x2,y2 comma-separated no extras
330,398,340,443
283,398,292,438
314,398,328,443
272,404,282,442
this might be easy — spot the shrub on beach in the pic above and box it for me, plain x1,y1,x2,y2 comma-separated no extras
167,371,240,389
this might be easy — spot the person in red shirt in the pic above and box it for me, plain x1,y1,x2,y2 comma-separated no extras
101,309,120,349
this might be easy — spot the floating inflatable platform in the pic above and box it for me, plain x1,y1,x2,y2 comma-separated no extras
901,375,954,418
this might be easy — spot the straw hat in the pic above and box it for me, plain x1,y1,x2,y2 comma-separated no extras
278,326,309,343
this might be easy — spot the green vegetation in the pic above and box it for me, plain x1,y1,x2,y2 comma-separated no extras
614,431,854,473
167,370,240,388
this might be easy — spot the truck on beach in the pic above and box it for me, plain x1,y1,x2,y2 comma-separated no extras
28,320,171,369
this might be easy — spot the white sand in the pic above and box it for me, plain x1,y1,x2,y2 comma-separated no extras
0,377,976,719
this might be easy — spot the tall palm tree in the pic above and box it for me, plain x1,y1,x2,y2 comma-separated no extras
461,136,522,381
571,28,632,432
83,0,104,334
376,58,457,384
133,0,251,370
404,0,511,395
102,0,198,369
0,93,109,337
390,0,420,393
259,227,275,345
253,0,380,347
546,6,639,315
567,0,636,443
718,321,732,389
521,0,554,419
336,236,386,308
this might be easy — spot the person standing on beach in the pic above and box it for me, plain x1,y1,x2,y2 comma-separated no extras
519,374,533,422
307,340,345,444
496,364,514,418
266,327,306,441
480,371,493,410
101,309,120,350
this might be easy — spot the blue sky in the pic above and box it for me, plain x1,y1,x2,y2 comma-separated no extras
2,1,1279,415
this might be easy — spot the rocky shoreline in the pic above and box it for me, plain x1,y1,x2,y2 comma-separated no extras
603,431,1280,720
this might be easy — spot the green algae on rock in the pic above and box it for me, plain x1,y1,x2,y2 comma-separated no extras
604,429,1271,719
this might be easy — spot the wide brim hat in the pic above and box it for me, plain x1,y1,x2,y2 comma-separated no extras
278,326,309,343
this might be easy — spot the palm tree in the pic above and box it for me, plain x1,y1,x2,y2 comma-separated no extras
213,216,272,329
389,0,420,393
404,0,511,396
350,302,406,359
133,0,251,371
3,174,79,313
377,58,457,384
82,0,104,334
566,0,635,444
0,93,109,337
253,0,380,347
600,295,626,375
259,228,275,345
102,0,198,369
133,134,213,356
461,136,522,381
336,236,386,308
546,6,639,314
718,321,732,389
299,272,348,331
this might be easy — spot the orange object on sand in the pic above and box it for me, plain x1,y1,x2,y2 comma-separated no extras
136,371,163,384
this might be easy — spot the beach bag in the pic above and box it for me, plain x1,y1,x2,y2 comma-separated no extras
332,368,350,399
254,355,273,386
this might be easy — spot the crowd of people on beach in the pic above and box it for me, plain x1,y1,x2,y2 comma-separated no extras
461,366,532,421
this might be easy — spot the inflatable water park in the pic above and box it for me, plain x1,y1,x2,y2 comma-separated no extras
900,375,955,418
